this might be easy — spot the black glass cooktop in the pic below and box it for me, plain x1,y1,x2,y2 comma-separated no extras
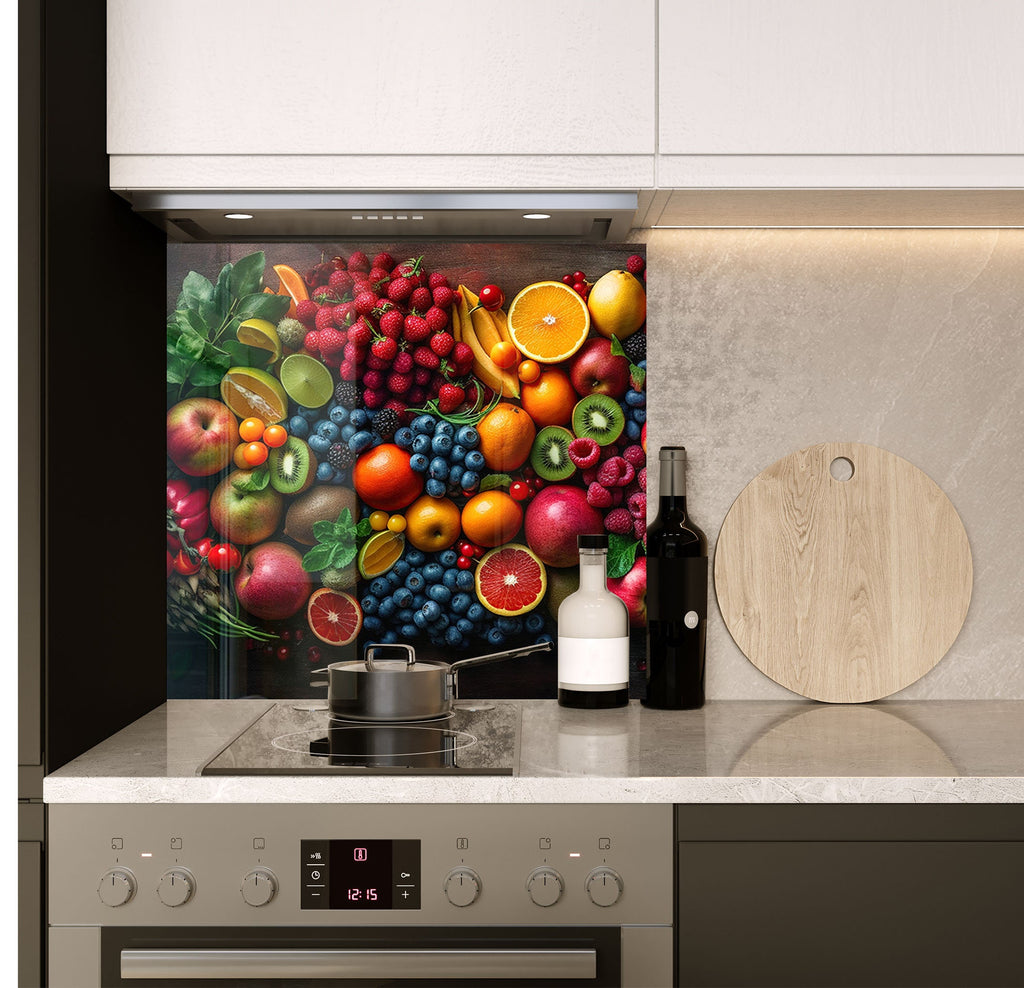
201,702,520,776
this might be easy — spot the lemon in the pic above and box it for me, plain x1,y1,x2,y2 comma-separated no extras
219,366,289,424
586,270,647,340
236,318,282,363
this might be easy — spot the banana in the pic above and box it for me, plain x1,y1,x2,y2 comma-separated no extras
491,306,513,345
450,302,462,342
458,285,503,354
456,290,520,398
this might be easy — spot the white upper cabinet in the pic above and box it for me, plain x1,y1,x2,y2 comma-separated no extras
107,0,656,158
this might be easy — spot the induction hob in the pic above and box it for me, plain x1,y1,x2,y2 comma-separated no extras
201,701,520,775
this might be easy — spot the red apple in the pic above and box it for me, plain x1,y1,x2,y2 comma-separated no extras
567,338,630,399
523,485,604,568
607,555,646,628
209,470,283,545
234,542,312,621
167,398,239,477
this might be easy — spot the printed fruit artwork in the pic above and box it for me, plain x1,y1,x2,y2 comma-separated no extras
166,245,647,684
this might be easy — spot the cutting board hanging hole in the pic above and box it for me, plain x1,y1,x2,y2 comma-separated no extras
830,456,854,481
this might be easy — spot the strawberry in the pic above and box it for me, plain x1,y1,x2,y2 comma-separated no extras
328,269,354,295
317,326,346,357
424,306,449,333
314,306,336,333
387,372,413,395
371,337,398,362
403,314,431,342
413,346,441,370
373,252,396,272
304,330,321,356
367,266,390,290
392,350,414,375
429,330,454,357
347,318,373,348
378,308,405,340
431,285,458,310
452,341,474,370
295,299,319,327
353,290,378,316
332,302,356,328
310,285,339,305
409,286,432,312
346,250,370,273
428,272,450,290
386,277,414,304
438,383,466,415
392,256,424,283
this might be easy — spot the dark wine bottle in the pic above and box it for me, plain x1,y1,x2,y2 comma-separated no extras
642,447,708,709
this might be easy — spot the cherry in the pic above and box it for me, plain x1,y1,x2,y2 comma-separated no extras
572,270,586,283
509,480,531,501
458,541,476,558
456,555,473,570
276,645,290,661
307,646,322,663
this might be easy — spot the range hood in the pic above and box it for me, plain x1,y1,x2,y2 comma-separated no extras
117,191,640,243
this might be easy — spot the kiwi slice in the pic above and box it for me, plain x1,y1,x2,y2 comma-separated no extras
571,394,625,447
268,436,316,495
530,426,577,482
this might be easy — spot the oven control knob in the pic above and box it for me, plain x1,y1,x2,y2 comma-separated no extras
97,868,136,907
240,867,278,907
444,867,481,907
526,867,564,907
157,868,196,907
585,867,623,907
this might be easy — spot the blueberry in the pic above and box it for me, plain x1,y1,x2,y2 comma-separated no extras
349,430,374,453
393,586,413,608
300,405,321,422
624,419,642,441
329,405,349,425
360,595,379,615
456,617,475,634
341,423,357,442
394,426,415,449
368,578,388,598
448,464,464,487
625,388,646,407
485,626,506,646
429,456,449,480
315,461,335,482
331,471,349,485
464,450,485,472
451,592,472,615
632,408,647,424
363,615,382,633
431,614,450,632
456,570,476,591
525,613,545,633
449,444,467,464
308,434,331,456
421,599,442,622
386,568,403,587
422,562,445,584
379,629,399,644
460,470,480,492
534,632,555,647
427,584,452,605
466,602,486,622
378,597,397,619
400,623,419,639
456,426,479,448
404,571,425,592
398,609,415,623
434,420,455,438
412,610,429,630
431,433,454,455
411,433,432,455
406,550,426,567
638,359,646,371
412,593,426,608
411,414,436,435
439,549,459,567
442,568,459,590
409,453,430,473
288,415,310,438
392,559,411,579
497,616,523,634
445,627,464,647
316,420,341,441
349,408,370,429
425,478,446,498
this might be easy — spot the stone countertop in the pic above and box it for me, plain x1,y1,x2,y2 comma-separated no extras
43,699,1024,804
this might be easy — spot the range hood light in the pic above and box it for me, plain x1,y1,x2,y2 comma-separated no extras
523,212,551,220
224,212,253,220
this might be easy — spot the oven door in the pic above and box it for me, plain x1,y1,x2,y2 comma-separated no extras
99,926,623,987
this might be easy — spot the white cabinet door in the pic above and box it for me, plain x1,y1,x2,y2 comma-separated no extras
108,0,655,157
659,0,1024,156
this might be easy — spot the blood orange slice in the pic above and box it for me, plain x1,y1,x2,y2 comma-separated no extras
474,543,547,617
307,588,363,645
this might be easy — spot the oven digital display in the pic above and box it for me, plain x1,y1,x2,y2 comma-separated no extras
300,839,420,909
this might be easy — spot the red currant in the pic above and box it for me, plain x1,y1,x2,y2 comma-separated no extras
456,555,473,570
458,541,476,558
509,480,531,501
530,477,546,492
573,281,587,295
562,274,574,285
307,646,322,663
572,270,586,283
276,646,290,661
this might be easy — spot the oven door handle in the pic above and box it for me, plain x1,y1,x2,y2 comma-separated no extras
121,947,598,980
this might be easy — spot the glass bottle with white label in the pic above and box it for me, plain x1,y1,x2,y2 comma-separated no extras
557,534,630,708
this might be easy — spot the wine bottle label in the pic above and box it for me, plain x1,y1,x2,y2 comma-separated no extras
557,636,629,691
646,556,708,622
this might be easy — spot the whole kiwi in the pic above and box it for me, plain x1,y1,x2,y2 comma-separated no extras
283,485,358,546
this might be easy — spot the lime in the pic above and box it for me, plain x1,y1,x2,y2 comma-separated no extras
357,530,405,579
236,318,282,364
219,367,289,424
279,353,334,409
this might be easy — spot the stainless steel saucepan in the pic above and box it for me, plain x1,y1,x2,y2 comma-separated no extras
312,640,553,722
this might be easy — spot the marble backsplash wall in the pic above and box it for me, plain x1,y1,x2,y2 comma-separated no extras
639,228,1024,699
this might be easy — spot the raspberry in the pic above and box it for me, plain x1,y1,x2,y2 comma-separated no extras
413,345,441,370
586,482,614,509
318,326,346,356
622,329,646,365
353,291,378,316
379,309,405,340
626,253,645,275
362,370,384,390
346,250,370,273
424,305,449,333
407,385,427,404
568,437,601,469
383,398,407,418
604,508,634,535
428,272,450,290
372,407,399,440
342,340,363,364
627,491,647,520
295,299,319,327
347,319,372,348
581,467,599,486
429,331,454,357
386,277,413,303
392,351,414,375
403,314,430,342
409,286,432,311
373,252,396,272
634,518,647,543
332,303,356,329
637,467,646,492
387,372,413,395
596,456,635,488
314,306,336,333
328,269,354,296
310,285,339,305
338,360,358,381
623,444,645,468
362,388,386,409
414,366,433,386
304,330,321,355
431,285,458,310
327,443,354,471
334,380,359,407
609,487,624,507
371,337,398,362
598,443,620,462
365,354,390,371
367,267,390,290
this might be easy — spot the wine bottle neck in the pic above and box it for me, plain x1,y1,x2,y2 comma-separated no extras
659,456,687,498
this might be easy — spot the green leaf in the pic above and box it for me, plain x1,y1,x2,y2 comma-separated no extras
301,543,335,573
479,473,511,492
175,333,206,362
629,364,646,391
355,518,373,539
606,533,640,579
229,251,267,299
312,519,341,543
181,270,214,309
220,339,254,365
178,307,211,340
232,465,269,492
188,362,226,387
166,355,191,385
329,541,357,570
609,336,627,358
236,291,291,323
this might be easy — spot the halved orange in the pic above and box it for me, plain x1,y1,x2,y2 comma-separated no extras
506,281,590,363
273,264,309,320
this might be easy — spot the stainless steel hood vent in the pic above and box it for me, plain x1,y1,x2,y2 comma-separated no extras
118,191,639,242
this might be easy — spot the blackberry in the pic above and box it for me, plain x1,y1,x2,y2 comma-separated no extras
372,407,400,441
622,329,646,364
334,380,359,408
327,443,354,471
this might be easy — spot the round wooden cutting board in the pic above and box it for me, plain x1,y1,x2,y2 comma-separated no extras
714,442,972,703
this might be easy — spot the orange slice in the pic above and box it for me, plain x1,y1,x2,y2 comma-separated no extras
273,264,309,320
506,281,590,363
219,366,289,424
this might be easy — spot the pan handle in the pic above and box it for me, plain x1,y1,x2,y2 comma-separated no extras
448,640,553,678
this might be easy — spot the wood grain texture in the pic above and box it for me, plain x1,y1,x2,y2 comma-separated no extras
714,443,972,703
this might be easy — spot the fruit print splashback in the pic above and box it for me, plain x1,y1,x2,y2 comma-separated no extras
166,243,648,699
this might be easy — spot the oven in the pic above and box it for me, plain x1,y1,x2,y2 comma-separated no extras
48,803,674,987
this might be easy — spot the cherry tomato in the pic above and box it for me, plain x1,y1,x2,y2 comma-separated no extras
262,424,288,448
242,441,269,466
239,417,266,443
478,284,505,311
386,514,407,533
489,340,520,369
517,359,540,384
194,537,214,559
369,510,390,531
208,543,242,573
172,549,202,576
509,480,531,502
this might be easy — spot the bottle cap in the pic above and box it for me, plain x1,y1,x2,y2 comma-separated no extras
659,446,687,461
577,534,609,549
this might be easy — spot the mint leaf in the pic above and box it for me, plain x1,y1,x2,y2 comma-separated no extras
609,336,627,358
480,473,511,492
629,363,646,391
606,533,640,579
356,518,373,539
329,541,358,570
232,465,269,492
312,519,340,543
301,543,335,573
